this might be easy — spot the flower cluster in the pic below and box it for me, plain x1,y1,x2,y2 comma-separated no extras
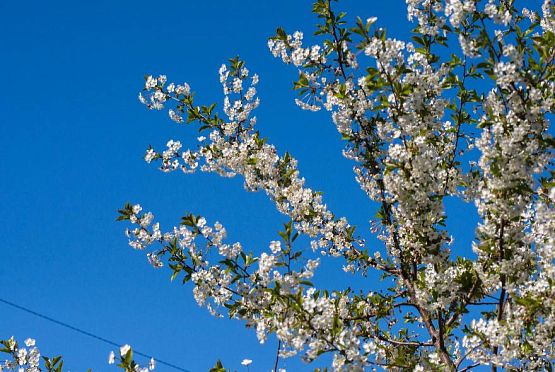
0,338,40,372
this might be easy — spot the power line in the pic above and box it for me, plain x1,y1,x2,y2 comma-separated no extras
0,297,190,372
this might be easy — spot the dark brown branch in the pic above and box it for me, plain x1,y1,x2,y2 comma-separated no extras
273,340,281,372
492,219,507,372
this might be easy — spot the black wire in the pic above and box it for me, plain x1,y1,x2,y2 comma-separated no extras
0,297,190,372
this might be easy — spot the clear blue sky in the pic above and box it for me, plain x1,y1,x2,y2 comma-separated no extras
0,1,484,371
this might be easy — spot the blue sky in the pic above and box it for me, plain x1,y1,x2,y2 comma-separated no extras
0,1,493,371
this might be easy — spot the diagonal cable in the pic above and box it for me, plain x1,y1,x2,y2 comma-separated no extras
0,297,190,372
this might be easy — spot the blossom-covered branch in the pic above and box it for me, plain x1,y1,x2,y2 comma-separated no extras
120,0,555,370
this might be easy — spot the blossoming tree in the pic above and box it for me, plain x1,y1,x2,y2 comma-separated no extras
3,0,554,371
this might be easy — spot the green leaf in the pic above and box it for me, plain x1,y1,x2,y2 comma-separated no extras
209,360,227,372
